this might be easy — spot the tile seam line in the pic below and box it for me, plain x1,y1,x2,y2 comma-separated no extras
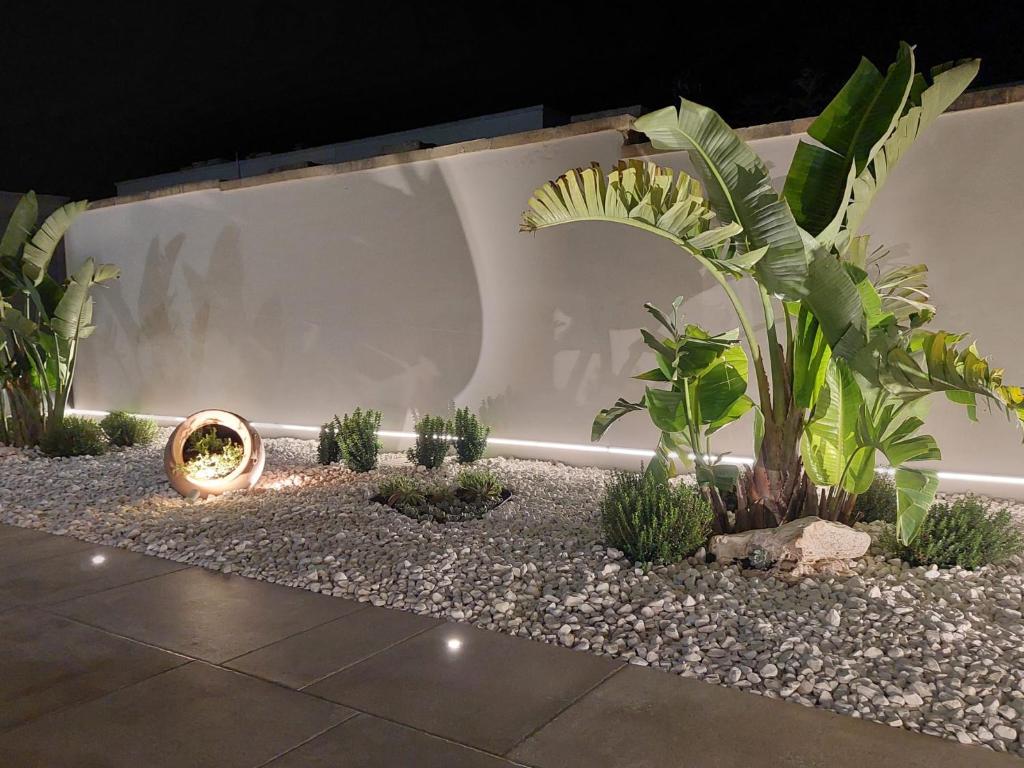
501,662,627,758
291,618,445,691
0,658,195,737
41,569,372,666
251,712,532,768
250,692,534,765
250,709,362,768
26,562,192,608
217,601,377,666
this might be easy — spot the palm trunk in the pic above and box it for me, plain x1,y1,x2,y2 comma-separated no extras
2,380,45,447
735,407,806,531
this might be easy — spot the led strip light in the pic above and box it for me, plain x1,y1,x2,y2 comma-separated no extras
67,408,1024,487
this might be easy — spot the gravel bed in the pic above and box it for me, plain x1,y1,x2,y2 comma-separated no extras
2,433,1024,757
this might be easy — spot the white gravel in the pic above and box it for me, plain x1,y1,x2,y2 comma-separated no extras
2,433,1024,757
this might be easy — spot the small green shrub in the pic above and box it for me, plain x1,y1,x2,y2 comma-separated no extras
378,476,426,508
182,426,243,480
338,408,382,472
855,473,897,523
407,414,450,469
40,417,108,457
887,495,1023,569
99,411,158,447
456,468,503,504
452,407,489,463
600,471,712,564
318,419,341,465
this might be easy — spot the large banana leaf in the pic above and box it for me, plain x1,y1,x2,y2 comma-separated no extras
0,192,38,260
645,388,689,433
635,102,808,300
894,467,939,544
801,359,874,492
843,58,979,243
881,330,1024,428
50,258,120,342
792,305,831,409
801,246,866,360
784,43,915,238
21,200,88,286
695,344,749,422
871,258,934,329
522,160,726,247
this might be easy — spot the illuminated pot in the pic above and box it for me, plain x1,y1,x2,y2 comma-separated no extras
163,409,265,498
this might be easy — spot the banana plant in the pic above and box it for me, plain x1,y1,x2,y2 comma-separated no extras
591,297,752,533
521,43,1023,543
0,192,118,445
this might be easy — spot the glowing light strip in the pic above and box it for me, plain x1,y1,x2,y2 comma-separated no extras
67,407,1024,487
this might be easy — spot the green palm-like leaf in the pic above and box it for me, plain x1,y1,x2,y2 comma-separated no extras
21,200,88,285
881,330,1024,428
592,397,646,442
784,43,915,238
0,192,38,259
801,359,870,490
894,467,939,544
792,305,831,409
871,257,934,329
695,344,749,422
51,258,101,341
521,160,726,246
802,246,867,360
635,101,808,299
843,58,978,244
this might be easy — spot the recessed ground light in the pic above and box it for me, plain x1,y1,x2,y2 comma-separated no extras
446,637,463,651
90,554,106,566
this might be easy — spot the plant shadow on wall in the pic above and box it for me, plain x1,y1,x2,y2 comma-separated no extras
81,234,186,406
502,205,727,442
300,165,482,420
78,165,482,423
522,43,1024,547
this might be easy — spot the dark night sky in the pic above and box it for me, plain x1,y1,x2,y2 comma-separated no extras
2,1,1022,199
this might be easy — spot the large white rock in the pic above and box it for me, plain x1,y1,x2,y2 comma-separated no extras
710,516,871,576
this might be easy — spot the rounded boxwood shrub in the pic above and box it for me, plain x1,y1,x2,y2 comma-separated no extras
452,407,489,463
317,419,341,465
40,417,108,457
600,471,712,564
407,414,449,469
889,495,1023,569
100,411,158,447
338,408,382,472
855,474,897,523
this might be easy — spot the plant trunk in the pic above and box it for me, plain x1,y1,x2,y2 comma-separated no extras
1,380,45,447
727,413,862,531
734,407,807,531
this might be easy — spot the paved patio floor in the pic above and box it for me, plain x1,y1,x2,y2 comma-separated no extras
0,522,1017,767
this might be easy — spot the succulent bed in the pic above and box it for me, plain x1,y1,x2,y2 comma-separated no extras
372,471,512,523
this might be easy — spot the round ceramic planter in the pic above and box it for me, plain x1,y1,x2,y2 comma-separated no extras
163,409,265,498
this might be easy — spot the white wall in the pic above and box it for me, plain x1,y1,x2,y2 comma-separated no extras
65,101,1024,491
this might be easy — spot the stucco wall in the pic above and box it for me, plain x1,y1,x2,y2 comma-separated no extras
64,101,1024,490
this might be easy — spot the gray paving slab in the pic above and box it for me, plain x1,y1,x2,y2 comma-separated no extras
510,664,1021,767
307,622,622,754
0,607,188,731
50,566,364,663
0,662,355,768
227,604,441,688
